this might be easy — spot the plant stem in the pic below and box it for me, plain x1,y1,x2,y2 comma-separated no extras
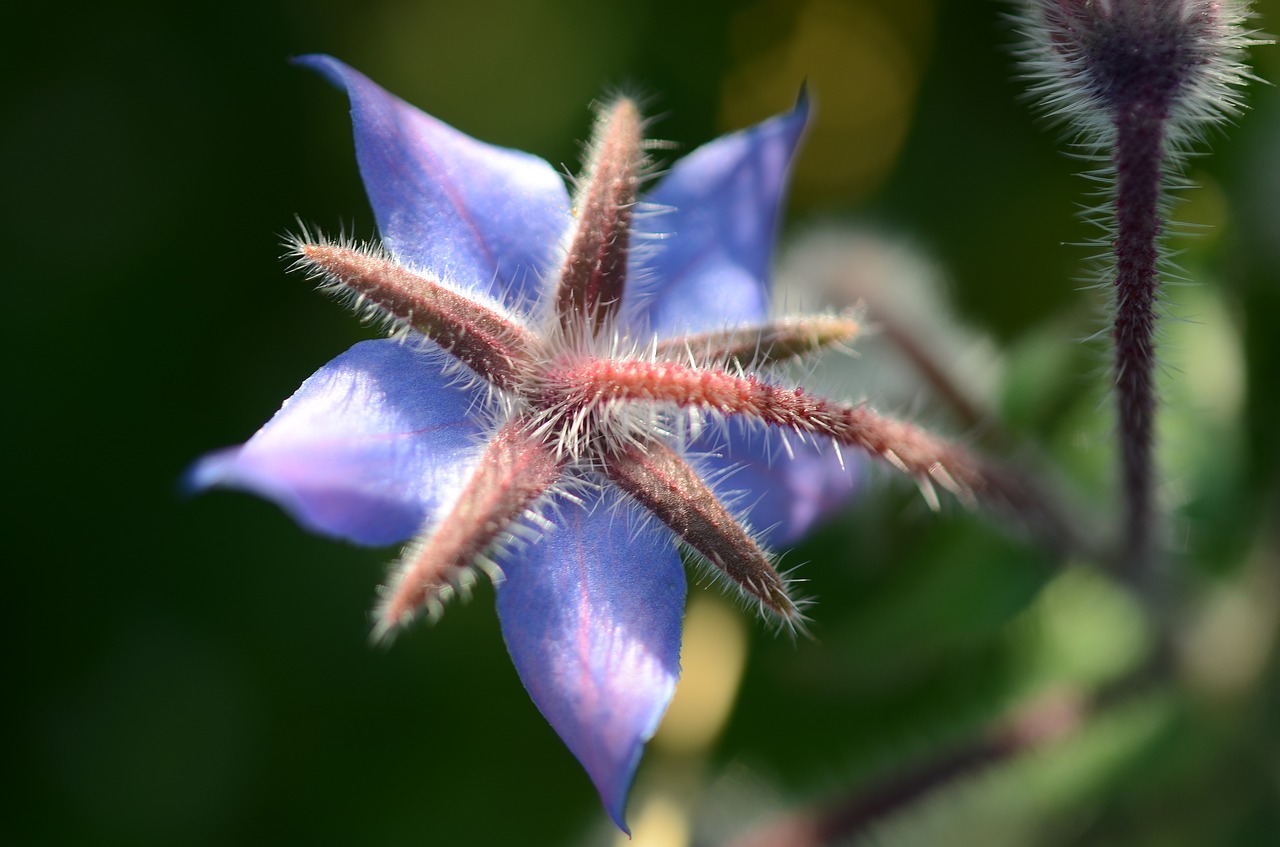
1111,97,1165,589
724,689,1085,847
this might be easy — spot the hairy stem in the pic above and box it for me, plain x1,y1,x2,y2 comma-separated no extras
1111,99,1165,587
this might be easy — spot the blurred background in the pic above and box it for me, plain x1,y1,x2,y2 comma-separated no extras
6,0,1277,844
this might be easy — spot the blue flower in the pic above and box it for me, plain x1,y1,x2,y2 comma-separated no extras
190,56,862,830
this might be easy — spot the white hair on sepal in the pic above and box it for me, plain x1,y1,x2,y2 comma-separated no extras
369,543,462,642
525,326,703,460
288,232,518,416
493,259,554,317
614,197,676,327
661,445,811,638
768,560,816,640
282,225,383,314
285,228,548,419
694,463,765,542
680,537,814,640
546,95,655,310
285,226,535,338
368,552,457,645
696,383,836,469
369,474,588,642
575,89,661,169
513,467,602,543
578,470,679,548
618,492,670,547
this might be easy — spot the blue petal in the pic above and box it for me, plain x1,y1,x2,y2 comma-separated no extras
496,488,685,833
697,418,858,549
187,339,485,546
633,91,810,337
295,55,571,308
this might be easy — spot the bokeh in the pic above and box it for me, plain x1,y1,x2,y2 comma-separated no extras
7,1,1277,845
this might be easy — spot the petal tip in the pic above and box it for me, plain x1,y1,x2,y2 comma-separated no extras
289,53,341,77
180,446,241,498
597,736,647,835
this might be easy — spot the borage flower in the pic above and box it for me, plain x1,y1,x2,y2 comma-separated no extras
191,56,983,830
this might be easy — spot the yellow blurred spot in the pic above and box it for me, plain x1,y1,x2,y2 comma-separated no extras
1181,554,1280,703
654,594,748,754
616,793,691,847
720,0,935,204
621,597,747,846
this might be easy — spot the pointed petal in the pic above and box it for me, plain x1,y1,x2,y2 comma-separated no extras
187,339,485,546
296,55,571,306
633,92,809,336
496,489,685,833
698,419,858,549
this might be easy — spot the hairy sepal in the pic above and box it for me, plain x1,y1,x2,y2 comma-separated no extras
654,313,861,370
549,355,990,504
555,98,647,338
374,422,565,639
602,437,803,627
292,237,538,391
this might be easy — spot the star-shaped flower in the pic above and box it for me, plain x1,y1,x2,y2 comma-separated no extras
190,56,989,830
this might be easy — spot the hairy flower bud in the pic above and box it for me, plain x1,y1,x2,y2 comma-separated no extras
1011,0,1265,580
1014,0,1260,150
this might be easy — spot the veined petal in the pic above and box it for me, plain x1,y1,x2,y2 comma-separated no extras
633,91,809,336
188,339,485,546
697,419,858,549
496,488,685,833
296,55,571,306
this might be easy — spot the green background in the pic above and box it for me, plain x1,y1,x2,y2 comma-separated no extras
7,1,1278,845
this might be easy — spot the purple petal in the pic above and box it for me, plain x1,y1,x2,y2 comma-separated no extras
187,339,486,546
496,488,685,833
632,91,809,337
296,55,571,307
698,418,857,549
